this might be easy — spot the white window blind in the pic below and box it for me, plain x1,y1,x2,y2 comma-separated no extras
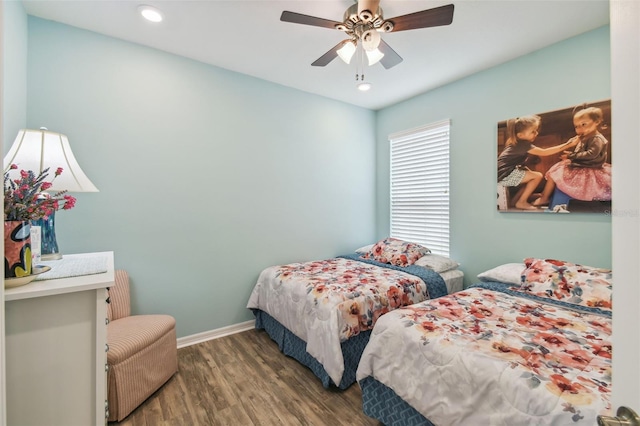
389,119,450,257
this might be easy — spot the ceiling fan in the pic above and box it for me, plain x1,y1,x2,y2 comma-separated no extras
280,0,454,69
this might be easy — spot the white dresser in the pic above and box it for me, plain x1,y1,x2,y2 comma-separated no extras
4,251,115,426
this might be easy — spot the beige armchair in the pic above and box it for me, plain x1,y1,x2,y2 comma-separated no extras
106,270,178,422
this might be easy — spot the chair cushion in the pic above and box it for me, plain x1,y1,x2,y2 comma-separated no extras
107,314,176,364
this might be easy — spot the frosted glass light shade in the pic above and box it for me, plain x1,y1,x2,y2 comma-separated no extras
3,128,99,193
337,41,357,64
362,29,381,51
366,48,385,66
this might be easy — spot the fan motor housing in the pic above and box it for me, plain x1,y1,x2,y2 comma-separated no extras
339,3,390,39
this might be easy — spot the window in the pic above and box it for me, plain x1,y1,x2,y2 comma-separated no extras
389,119,450,257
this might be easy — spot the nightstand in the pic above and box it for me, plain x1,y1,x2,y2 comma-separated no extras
5,251,114,426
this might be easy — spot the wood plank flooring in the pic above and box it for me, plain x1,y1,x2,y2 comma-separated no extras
110,329,382,426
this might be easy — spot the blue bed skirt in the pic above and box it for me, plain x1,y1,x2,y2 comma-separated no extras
252,309,371,389
360,376,434,426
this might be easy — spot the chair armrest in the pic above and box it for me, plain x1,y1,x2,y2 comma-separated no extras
107,269,131,321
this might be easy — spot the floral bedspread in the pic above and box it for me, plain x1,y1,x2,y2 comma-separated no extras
356,285,612,425
247,257,440,385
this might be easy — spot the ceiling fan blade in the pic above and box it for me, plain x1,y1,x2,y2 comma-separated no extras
378,39,403,69
280,11,343,30
386,4,454,32
311,41,344,67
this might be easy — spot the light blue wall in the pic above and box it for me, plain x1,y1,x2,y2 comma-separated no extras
376,26,612,287
23,17,377,337
2,0,28,144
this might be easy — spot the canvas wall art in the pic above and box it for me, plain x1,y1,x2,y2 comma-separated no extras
497,99,611,213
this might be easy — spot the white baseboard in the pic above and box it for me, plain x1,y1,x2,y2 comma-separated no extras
176,319,256,349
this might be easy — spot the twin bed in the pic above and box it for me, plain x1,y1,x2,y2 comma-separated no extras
358,257,612,425
247,238,463,388
247,240,612,424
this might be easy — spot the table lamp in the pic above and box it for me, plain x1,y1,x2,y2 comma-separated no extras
3,128,99,260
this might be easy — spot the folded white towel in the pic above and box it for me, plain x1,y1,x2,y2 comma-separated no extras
34,253,109,280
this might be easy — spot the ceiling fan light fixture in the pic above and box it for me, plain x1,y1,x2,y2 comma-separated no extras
365,48,385,66
358,82,372,91
138,5,163,22
337,40,357,64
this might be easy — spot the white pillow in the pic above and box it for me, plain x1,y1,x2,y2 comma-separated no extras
413,254,460,273
477,263,525,285
355,244,374,254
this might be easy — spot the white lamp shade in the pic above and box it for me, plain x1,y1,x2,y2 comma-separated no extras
337,41,357,64
3,128,99,193
365,48,385,66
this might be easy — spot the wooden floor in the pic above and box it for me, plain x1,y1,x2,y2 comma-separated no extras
110,329,382,426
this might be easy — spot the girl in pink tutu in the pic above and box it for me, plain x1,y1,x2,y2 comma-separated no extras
534,106,612,209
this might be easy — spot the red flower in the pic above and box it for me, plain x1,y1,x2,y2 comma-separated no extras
419,320,437,332
386,286,402,308
4,164,77,221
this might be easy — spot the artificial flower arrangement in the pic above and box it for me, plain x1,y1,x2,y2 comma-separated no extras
4,164,77,222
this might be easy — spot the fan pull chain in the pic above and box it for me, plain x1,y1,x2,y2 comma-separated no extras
355,44,360,82
360,44,364,82
355,44,365,82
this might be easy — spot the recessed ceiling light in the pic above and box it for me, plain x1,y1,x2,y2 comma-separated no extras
357,82,372,92
138,5,163,23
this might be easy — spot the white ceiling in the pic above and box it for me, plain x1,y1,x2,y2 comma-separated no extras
22,0,610,110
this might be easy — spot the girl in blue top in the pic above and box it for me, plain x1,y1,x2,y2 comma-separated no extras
497,115,578,210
